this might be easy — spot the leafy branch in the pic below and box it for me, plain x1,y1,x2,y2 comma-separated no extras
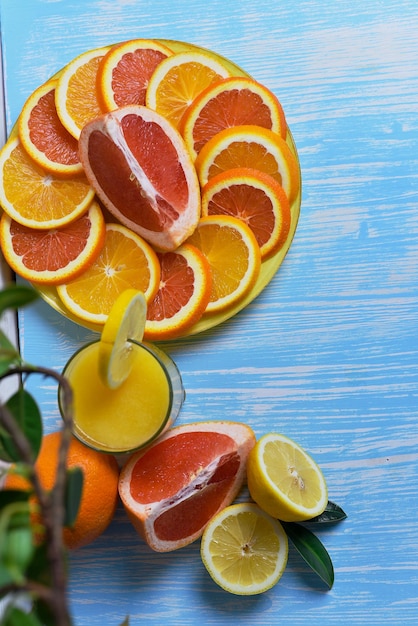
0,284,80,626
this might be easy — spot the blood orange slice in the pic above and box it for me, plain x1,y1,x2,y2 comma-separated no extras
79,105,201,252
97,39,173,111
179,76,287,159
0,201,105,285
145,244,212,341
18,79,83,177
201,167,291,259
118,421,256,552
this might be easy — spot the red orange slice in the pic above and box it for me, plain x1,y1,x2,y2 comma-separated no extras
79,105,201,252
18,79,83,177
144,243,212,341
97,39,173,110
118,421,256,552
180,76,287,159
0,201,105,285
201,167,291,259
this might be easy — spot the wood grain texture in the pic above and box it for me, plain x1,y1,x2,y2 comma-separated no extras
0,0,417,623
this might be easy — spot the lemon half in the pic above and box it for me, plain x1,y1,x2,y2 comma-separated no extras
247,433,328,522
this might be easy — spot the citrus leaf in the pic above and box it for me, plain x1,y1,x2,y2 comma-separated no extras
64,466,84,528
0,389,43,462
0,489,31,509
0,284,38,317
308,501,347,524
0,330,20,374
2,606,43,626
2,526,35,582
282,521,334,589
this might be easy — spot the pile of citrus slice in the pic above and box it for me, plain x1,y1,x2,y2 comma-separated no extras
0,38,301,340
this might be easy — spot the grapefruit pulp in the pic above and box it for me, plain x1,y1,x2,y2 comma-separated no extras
118,421,256,552
79,105,201,252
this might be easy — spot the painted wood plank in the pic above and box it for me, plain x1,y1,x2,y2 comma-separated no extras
0,0,417,624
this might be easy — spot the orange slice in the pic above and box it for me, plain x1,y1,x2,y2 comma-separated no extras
0,137,95,229
118,421,256,552
195,125,300,205
79,105,201,252
97,39,173,111
0,201,105,286
186,215,261,314
18,79,83,177
144,243,212,341
56,223,160,325
145,51,231,128
201,167,291,259
179,76,287,159
55,46,111,139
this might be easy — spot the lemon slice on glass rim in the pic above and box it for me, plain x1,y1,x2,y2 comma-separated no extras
98,289,147,389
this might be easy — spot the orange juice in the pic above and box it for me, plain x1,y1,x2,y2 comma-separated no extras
60,340,184,454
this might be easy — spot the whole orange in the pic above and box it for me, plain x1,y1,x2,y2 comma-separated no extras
4,431,120,549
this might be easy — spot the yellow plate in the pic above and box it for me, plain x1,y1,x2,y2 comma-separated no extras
25,39,301,338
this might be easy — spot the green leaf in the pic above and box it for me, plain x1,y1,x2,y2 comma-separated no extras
3,606,43,626
64,466,84,528
0,330,20,374
0,284,38,317
119,619,130,626
2,526,35,583
26,543,52,588
282,521,334,589
0,489,31,509
308,500,347,524
0,389,43,463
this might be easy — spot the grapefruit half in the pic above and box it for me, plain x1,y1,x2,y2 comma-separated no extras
79,105,201,251
118,421,256,552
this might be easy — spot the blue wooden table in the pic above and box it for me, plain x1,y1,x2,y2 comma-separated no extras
1,0,417,624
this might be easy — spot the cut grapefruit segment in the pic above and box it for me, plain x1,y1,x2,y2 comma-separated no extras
201,168,291,259
118,421,256,552
195,124,300,205
144,243,212,341
18,79,83,177
97,39,173,111
79,105,201,252
179,76,287,159
145,50,231,129
0,201,105,285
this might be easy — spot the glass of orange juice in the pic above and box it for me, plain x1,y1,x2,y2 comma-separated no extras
58,340,185,455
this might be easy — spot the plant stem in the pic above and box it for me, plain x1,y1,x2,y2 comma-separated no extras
0,365,74,626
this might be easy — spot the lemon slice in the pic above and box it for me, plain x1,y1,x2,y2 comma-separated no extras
247,433,328,522
200,502,288,595
98,289,147,389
